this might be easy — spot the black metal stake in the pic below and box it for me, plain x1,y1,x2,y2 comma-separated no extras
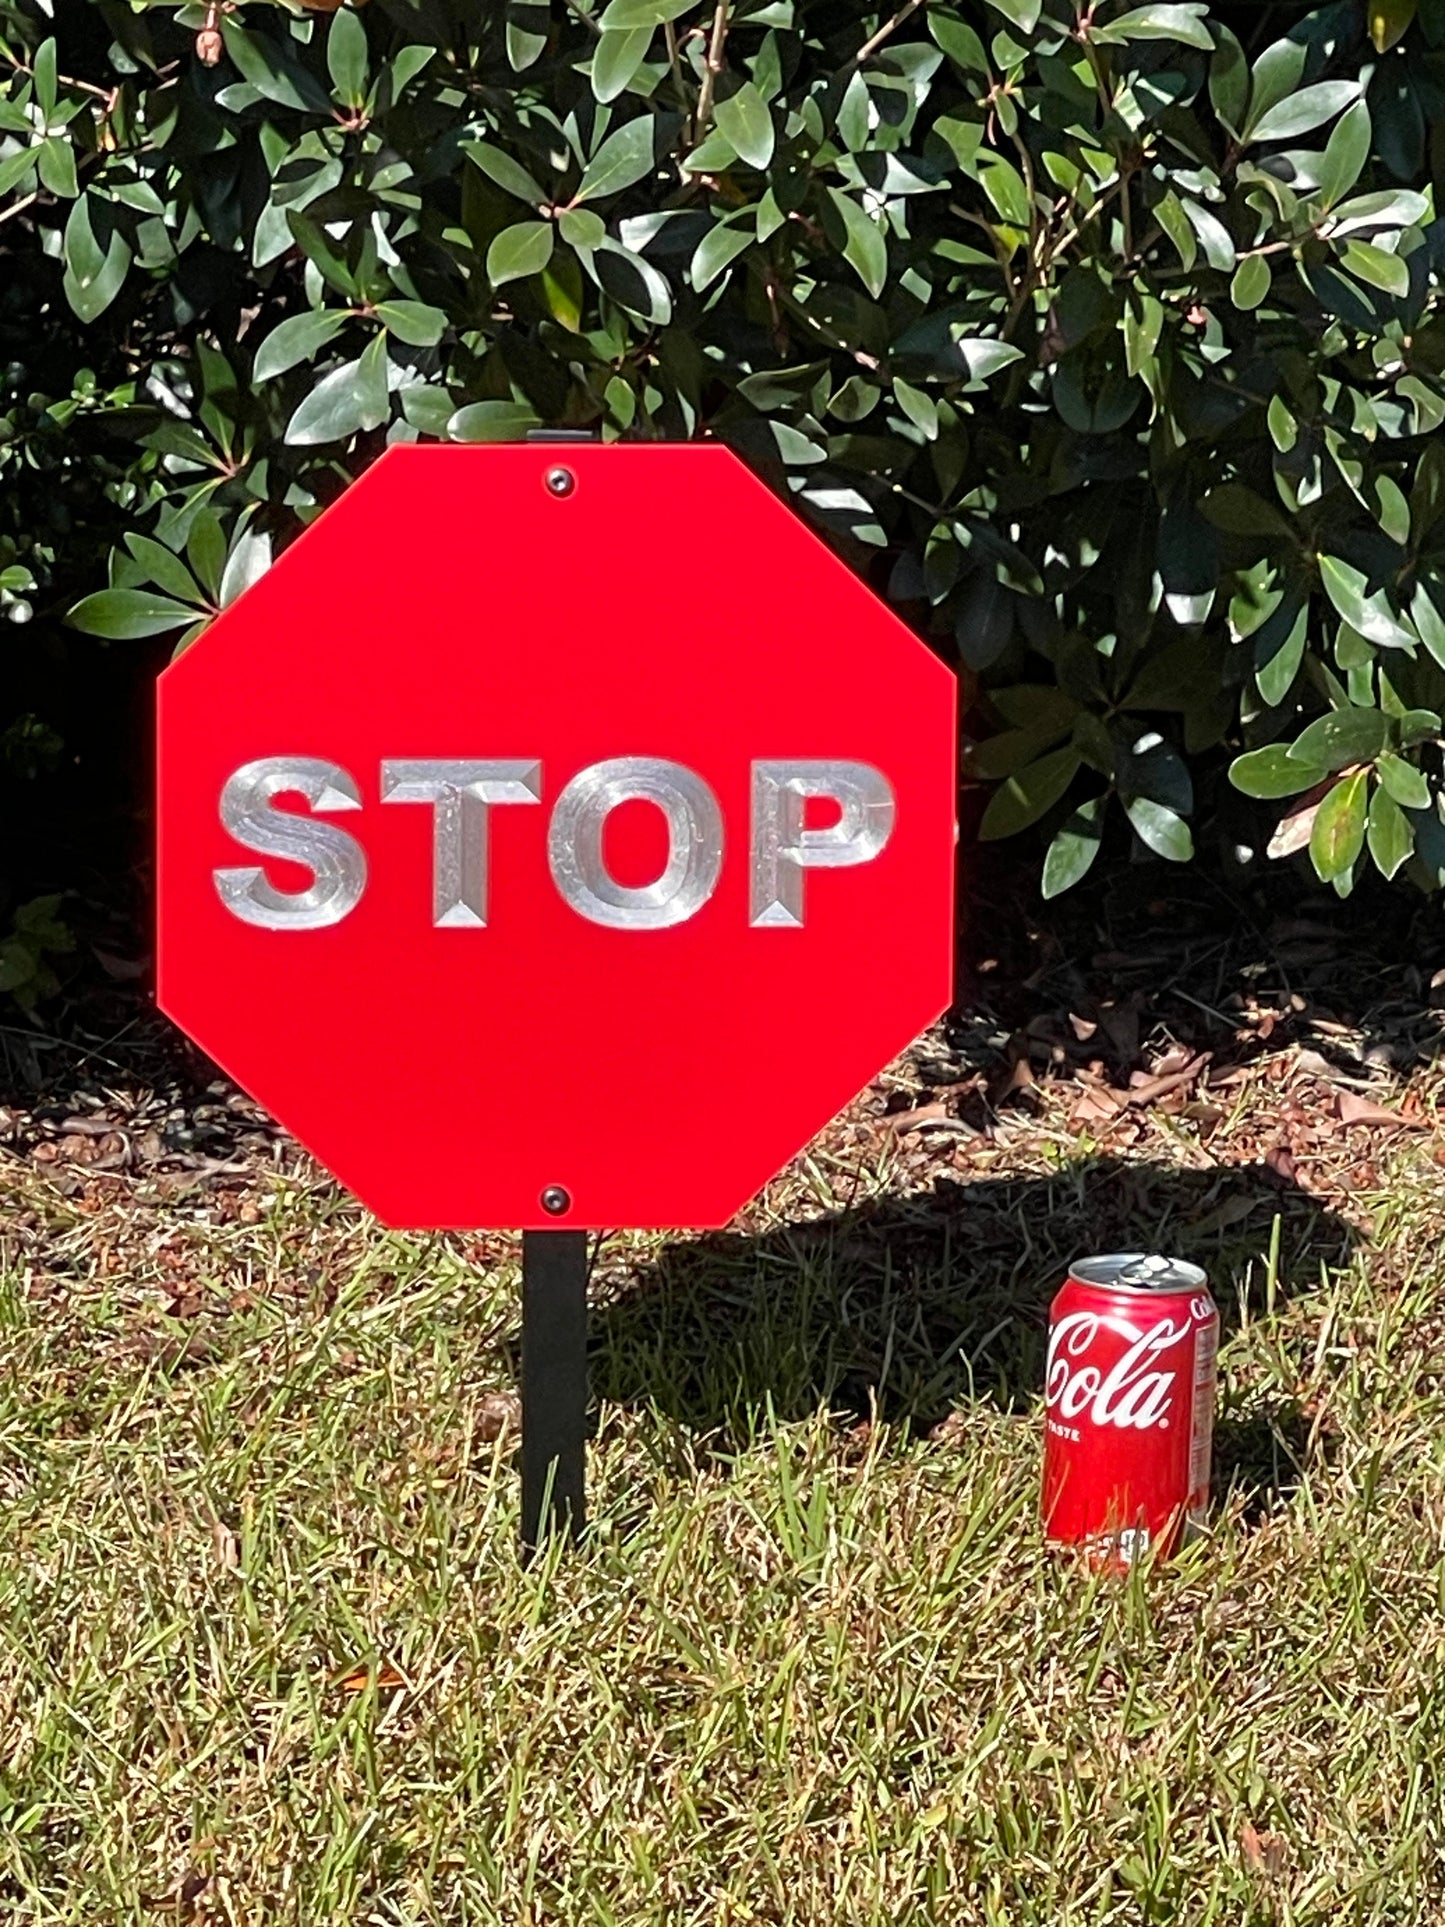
520,1226,589,1556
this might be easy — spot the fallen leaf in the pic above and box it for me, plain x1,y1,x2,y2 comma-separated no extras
340,1661,406,1693
1337,1092,1424,1130
1068,1013,1098,1041
1125,1052,1210,1107
1239,1822,1288,1876
885,1100,948,1132
477,1390,522,1444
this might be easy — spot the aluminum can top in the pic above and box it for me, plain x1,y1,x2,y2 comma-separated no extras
1069,1252,1209,1295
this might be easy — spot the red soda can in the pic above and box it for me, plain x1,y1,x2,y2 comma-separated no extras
1041,1253,1218,1567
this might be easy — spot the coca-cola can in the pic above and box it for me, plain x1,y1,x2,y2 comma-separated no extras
1041,1253,1218,1568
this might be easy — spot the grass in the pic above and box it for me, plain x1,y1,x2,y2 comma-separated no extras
5,881,1445,1923
2,1136,1443,1924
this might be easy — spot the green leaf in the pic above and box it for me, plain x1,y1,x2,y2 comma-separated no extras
978,154,1031,227
327,6,369,109
1124,797,1193,862
1310,770,1368,880
1325,189,1430,237
600,0,695,24
356,331,390,432
930,14,989,74
826,190,888,298
1247,81,1360,146
1288,706,1389,770
254,309,350,381
1376,751,1429,810
1181,199,1235,271
1340,240,1409,297
373,300,447,347
1230,254,1270,310
1093,3,1213,49
1208,26,1249,133
68,589,198,639
63,225,130,324
123,534,204,607
592,27,652,103
986,0,1041,31
1230,746,1328,799
219,525,272,608
978,746,1080,840
1201,483,1286,537
592,239,672,324
1255,604,1309,708
400,385,458,436
691,219,753,292
1317,99,1371,208
576,118,656,202
715,82,775,170
486,220,555,286
37,135,78,201
465,143,547,207
1318,555,1414,650
285,358,374,446
0,147,38,200
1041,796,1105,898
540,250,585,329
446,400,541,442
186,511,227,602
1367,783,1414,880
1410,578,1445,669
559,207,607,253
956,339,1024,384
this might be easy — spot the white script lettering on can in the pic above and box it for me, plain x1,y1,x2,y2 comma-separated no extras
212,756,896,931
1044,1312,1194,1431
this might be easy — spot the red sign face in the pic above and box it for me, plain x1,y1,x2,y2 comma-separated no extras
157,444,955,1229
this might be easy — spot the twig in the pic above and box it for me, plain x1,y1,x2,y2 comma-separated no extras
0,189,37,227
664,19,692,132
693,0,730,138
560,0,602,36
855,0,925,65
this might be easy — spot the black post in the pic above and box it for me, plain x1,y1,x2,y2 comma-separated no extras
520,1228,589,1555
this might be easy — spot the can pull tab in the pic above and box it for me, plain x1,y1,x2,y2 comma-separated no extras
1118,1254,1181,1289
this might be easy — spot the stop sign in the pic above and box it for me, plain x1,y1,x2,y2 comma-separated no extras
157,443,955,1230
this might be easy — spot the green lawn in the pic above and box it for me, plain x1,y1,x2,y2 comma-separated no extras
3,968,1445,1921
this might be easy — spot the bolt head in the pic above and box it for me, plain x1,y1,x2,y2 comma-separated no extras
544,466,576,498
540,1184,572,1216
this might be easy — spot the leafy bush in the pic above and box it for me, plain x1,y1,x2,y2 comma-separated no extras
2,0,1445,903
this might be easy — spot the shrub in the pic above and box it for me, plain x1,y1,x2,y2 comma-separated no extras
2,0,1444,904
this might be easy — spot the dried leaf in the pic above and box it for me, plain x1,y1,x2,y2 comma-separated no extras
885,1100,949,1132
1239,1822,1288,1876
340,1661,406,1693
1267,782,1332,859
1337,1091,1424,1129
477,1390,522,1443
1125,1052,1211,1107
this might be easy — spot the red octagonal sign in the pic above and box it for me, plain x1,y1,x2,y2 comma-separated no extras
157,444,956,1230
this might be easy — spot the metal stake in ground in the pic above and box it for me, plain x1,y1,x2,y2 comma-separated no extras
520,1214,589,1555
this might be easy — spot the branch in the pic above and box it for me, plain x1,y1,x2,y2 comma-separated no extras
560,0,603,36
693,0,730,138
0,189,36,228
855,0,925,66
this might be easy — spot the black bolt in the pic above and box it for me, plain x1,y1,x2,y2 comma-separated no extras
540,1184,572,1216
544,466,576,498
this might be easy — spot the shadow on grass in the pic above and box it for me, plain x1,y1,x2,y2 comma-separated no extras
1212,1400,1316,1523
590,1159,1355,1448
